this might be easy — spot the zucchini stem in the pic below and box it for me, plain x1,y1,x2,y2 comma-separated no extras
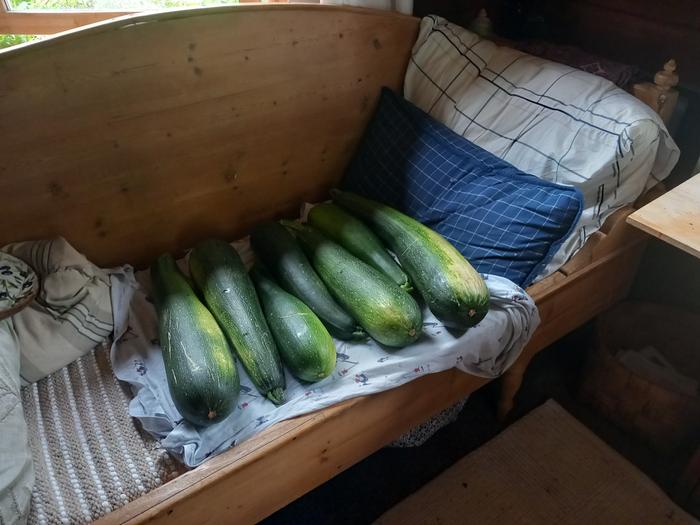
279,219,302,232
267,387,286,406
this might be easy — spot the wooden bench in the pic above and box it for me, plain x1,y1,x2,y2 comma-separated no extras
0,6,672,523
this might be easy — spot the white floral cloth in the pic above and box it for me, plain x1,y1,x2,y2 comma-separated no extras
110,238,539,467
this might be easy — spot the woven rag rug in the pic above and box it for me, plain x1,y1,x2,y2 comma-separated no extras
20,347,182,525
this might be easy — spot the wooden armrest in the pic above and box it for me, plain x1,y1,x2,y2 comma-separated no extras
634,182,667,208
497,206,649,418
632,60,679,125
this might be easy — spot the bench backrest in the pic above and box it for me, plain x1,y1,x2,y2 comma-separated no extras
0,5,419,266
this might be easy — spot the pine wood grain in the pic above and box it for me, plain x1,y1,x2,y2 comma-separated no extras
497,208,647,418
0,5,419,269
627,174,700,259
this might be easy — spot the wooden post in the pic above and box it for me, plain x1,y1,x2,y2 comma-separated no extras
632,59,680,125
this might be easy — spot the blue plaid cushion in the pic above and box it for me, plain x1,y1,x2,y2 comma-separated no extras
341,88,583,287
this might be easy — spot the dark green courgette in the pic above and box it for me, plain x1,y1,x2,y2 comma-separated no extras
188,239,286,405
331,189,489,328
252,265,336,383
284,222,422,348
250,221,365,341
307,203,412,291
150,253,239,426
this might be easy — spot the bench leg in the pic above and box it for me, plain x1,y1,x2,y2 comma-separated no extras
497,358,530,420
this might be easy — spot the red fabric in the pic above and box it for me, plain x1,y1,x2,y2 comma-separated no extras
516,40,642,89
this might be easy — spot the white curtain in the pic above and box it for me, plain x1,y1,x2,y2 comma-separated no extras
320,0,413,15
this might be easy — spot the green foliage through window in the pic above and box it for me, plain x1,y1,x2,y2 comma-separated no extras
9,0,240,9
0,35,38,49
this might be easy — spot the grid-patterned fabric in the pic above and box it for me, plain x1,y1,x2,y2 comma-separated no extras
404,16,679,280
342,88,582,287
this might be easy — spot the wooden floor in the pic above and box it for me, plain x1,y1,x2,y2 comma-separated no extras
374,400,698,525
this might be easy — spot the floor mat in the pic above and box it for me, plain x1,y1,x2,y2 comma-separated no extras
374,399,697,525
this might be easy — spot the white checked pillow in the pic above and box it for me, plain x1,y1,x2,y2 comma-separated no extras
404,15,680,280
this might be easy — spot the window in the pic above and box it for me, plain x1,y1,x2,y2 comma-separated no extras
7,0,242,10
0,0,283,44
0,33,36,48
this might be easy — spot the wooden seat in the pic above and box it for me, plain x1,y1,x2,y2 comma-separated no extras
375,400,698,525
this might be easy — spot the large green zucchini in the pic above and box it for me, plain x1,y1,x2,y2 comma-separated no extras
188,239,286,405
331,189,489,328
307,203,412,291
250,221,365,341
284,222,422,348
251,265,336,383
150,254,239,426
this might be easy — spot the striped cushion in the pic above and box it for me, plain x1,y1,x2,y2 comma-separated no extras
21,347,182,524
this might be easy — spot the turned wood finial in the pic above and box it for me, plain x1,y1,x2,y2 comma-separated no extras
654,59,679,92
469,8,493,37
632,58,680,124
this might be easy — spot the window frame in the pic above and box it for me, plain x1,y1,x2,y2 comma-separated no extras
0,0,132,34
0,0,290,35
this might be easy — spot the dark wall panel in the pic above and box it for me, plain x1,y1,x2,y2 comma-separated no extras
413,0,700,92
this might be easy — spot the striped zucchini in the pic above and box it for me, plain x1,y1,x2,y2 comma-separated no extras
285,221,422,348
332,189,489,328
307,202,412,291
252,265,336,382
189,239,286,405
150,253,239,426
250,221,365,341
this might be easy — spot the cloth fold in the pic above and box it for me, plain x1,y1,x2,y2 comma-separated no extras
1,237,176,525
0,319,33,525
2,238,113,384
111,238,539,467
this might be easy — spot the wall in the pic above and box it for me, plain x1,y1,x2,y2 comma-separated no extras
563,0,700,93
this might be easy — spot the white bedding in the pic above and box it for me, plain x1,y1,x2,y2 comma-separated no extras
404,16,680,280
